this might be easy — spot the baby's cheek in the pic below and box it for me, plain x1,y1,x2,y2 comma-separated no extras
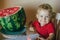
46,20,49,23
38,18,42,22
38,19,41,23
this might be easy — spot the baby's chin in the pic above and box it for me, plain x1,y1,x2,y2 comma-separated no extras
40,22,48,26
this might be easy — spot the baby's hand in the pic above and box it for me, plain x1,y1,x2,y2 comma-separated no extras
29,27,34,32
39,37,46,40
27,36,31,40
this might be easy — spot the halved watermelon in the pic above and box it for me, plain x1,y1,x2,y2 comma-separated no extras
0,6,26,35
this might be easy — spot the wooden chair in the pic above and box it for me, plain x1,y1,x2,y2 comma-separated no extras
55,20,60,40
52,12,60,40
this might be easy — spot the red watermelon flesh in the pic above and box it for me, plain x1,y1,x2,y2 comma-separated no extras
0,7,19,17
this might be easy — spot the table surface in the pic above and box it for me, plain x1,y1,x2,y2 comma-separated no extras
0,27,40,40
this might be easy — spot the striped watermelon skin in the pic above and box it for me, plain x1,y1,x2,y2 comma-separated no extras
0,7,26,35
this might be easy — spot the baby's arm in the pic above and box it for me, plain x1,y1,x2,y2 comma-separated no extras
28,21,37,34
37,33,54,40
46,33,54,40
46,23,55,40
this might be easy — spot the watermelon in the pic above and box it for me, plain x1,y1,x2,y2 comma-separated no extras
0,6,26,35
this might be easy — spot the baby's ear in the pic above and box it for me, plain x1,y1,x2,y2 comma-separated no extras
36,14,38,19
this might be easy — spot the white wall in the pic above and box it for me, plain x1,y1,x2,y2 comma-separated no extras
0,0,60,25
0,0,59,11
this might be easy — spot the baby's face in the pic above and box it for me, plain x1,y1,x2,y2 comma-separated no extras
36,9,50,26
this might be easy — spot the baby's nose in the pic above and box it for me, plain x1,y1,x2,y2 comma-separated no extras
43,17,46,21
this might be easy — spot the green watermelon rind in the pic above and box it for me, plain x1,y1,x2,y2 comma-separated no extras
0,26,26,35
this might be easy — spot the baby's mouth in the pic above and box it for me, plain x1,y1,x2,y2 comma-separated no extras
40,22,46,26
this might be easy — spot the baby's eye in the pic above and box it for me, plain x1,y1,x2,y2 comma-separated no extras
46,16,49,18
40,15,43,17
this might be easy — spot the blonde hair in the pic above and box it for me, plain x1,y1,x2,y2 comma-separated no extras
37,4,52,14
